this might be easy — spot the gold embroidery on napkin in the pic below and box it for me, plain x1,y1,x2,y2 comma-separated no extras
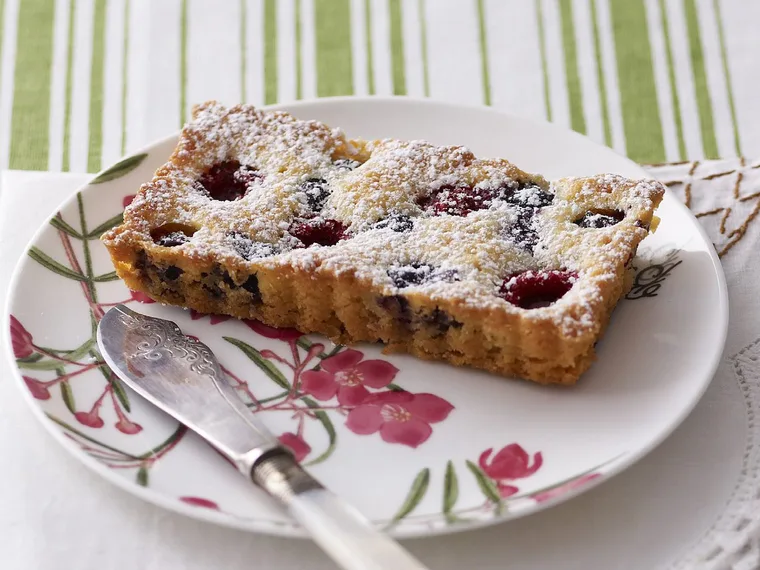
646,157,760,257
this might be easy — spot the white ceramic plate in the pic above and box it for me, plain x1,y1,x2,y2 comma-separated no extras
4,97,728,539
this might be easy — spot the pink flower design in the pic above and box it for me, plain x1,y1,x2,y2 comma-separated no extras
130,290,155,304
244,319,302,341
190,309,229,325
179,496,219,509
122,194,136,208
479,444,543,479
278,432,311,462
301,349,399,406
10,315,34,358
114,399,143,434
115,417,143,434
346,391,454,448
479,444,543,497
533,473,601,503
497,483,520,498
23,376,50,400
75,410,104,428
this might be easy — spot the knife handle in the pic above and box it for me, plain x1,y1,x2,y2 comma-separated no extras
252,452,429,570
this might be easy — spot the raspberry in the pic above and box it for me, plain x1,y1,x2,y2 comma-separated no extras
500,270,577,309
420,185,496,217
197,161,260,201
289,219,348,246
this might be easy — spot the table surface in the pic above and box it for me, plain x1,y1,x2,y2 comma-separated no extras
2,1,760,569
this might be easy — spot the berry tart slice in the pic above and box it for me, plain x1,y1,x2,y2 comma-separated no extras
101,101,664,385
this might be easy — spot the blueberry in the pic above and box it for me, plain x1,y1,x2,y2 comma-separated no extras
135,250,148,272
374,214,414,232
388,263,433,288
162,266,183,281
200,268,227,299
201,283,224,300
156,231,189,247
241,274,262,303
377,295,413,325
151,224,197,247
421,308,463,334
387,263,459,288
498,182,554,208
334,158,361,171
225,231,277,260
507,207,540,252
300,178,331,211
222,270,236,288
575,209,625,228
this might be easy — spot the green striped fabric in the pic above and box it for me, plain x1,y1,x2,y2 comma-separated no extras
9,0,55,171
611,0,665,162
264,0,277,105
315,0,353,97
559,0,585,134
388,0,404,95
0,0,756,173
87,0,105,172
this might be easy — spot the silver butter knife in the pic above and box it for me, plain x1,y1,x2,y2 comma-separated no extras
97,304,428,570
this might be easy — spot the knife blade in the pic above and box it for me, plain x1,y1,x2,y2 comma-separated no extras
96,304,429,570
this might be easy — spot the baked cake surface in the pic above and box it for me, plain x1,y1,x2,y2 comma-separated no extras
101,101,665,385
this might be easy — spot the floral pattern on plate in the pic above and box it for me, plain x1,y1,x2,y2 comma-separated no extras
8,181,611,530
5,100,721,540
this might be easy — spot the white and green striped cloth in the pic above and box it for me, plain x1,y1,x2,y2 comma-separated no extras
0,0,757,174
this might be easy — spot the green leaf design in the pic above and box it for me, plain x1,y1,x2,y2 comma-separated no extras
386,383,405,392
60,380,76,414
86,213,123,238
24,339,99,369
109,376,131,413
18,358,75,371
46,413,141,459
17,360,57,370
223,337,290,390
65,338,97,362
389,468,430,524
28,247,87,281
15,353,43,363
50,216,83,239
466,460,504,514
90,153,147,184
443,460,459,522
136,466,149,487
92,271,119,282
137,424,187,460
94,359,129,412
252,390,290,406
301,397,337,466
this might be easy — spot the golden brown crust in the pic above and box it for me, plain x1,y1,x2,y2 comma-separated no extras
101,101,664,385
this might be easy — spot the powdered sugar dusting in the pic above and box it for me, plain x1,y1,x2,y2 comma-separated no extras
103,102,665,336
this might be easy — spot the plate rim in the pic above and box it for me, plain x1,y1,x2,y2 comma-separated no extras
2,95,730,539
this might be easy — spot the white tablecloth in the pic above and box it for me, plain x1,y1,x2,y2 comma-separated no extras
3,0,760,566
